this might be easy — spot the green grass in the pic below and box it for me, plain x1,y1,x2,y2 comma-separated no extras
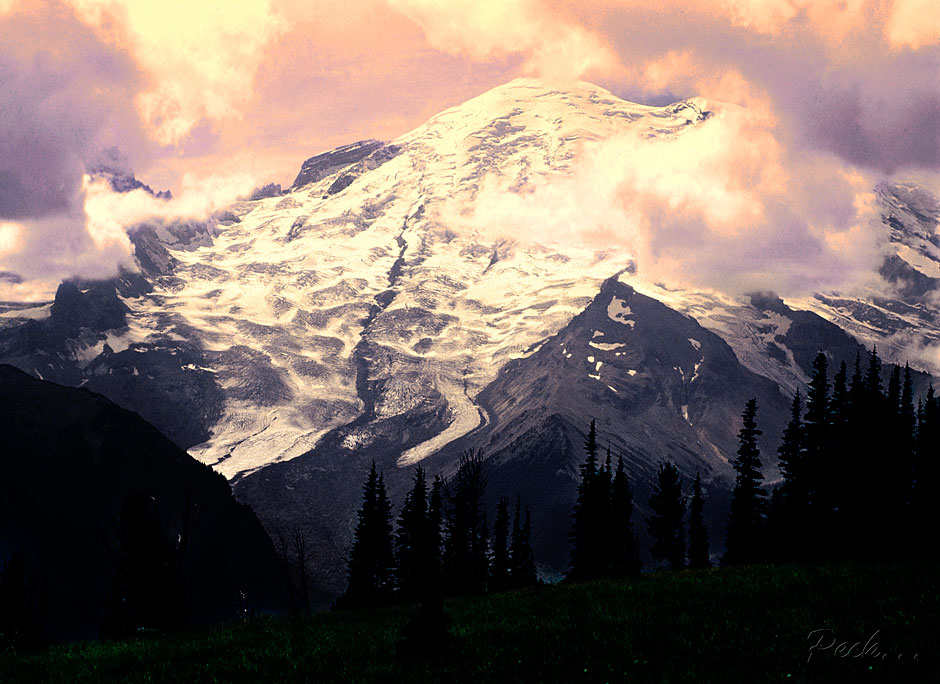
3,562,938,683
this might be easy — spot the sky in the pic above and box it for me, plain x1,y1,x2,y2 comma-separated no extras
3,0,940,299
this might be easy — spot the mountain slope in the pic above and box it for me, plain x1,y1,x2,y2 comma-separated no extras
0,365,286,640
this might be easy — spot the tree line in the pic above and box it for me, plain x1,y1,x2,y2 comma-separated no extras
567,419,710,578
727,348,940,564
566,346,940,578
340,451,538,607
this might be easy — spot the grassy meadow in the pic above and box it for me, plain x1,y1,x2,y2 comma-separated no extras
3,562,937,683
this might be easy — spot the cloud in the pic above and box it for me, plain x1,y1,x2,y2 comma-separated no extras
384,1,940,178
64,0,287,147
0,0,290,297
0,2,146,220
0,2,153,297
82,172,258,230
564,1,940,176
886,0,940,50
4,0,940,303
0,208,134,301
388,0,620,81
434,99,882,296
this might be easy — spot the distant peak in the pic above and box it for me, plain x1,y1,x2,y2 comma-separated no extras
292,139,386,189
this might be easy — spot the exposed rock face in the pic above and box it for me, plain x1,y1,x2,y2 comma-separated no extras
0,365,286,641
0,279,224,449
326,144,402,195
249,183,283,200
88,166,173,199
291,139,385,189
50,281,130,335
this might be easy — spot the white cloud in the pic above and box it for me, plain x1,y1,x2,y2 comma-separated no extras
433,99,882,296
65,0,288,146
886,0,940,50
388,0,620,80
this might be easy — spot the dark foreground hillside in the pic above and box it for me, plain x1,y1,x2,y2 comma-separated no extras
3,562,938,683
0,365,287,641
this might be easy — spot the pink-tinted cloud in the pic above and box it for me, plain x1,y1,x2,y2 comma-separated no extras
389,0,620,81
4,0,940,299
562,1,940,174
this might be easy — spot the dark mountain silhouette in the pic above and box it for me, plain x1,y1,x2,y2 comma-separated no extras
0,365,286,641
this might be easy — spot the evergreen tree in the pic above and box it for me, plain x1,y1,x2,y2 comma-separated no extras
567,420,607,580
343,462,395,606
376,475,394,561
610,455,640,576
801,352,834,556
865,346,883,398
427,475,445,586
842,350,872,558
601,447,613,507
828,361,850,545
598,446,614,573
442,451,489,594
902,365,916,446
830,362,849,430
858,347,889,558
688,473,710,569
777,390,804,496
894,364,917,554
100,495,187,637
395,467,435,600
509,500,538,587
490,497,511,592
914,386,939,560
724,399,767,565
887,364,902,414
646,462,686,570
774,390,806,560
849,352,865,408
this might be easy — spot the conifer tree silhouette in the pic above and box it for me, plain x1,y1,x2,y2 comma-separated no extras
774,390,805,560
610,454,640,576
343,462,394,606
647,462,686,570
827,360,850,552
724,399,766,565
490,497,511,592
913,386,936,559
442,451,489,594
568,420,607,579
509,499,538,588
396,467,435,600
895,363,917,554
688,473,710,569
427,474,445,590
802,353,832,554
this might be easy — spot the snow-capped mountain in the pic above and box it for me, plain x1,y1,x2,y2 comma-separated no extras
4,78,940,592
1,79,713,477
